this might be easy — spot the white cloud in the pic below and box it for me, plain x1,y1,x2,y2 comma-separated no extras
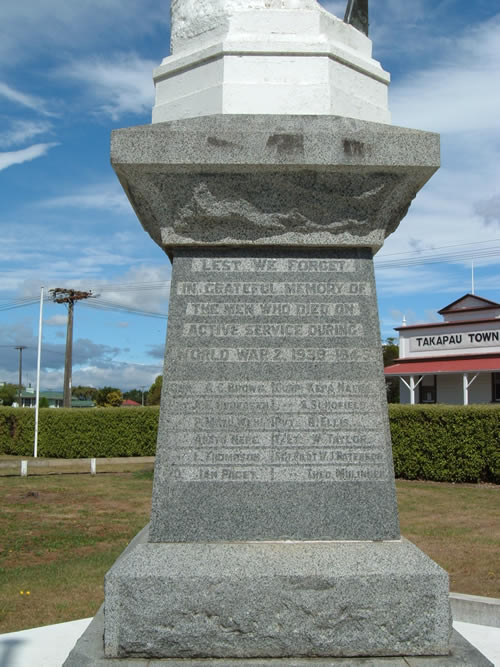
377,157,500,269
320,2,345,17
71,363,162,391
0,362,162,392
147,344,166,360
475,195,500,226
86,265,171,314
59,53,156,119
369,0,458,66
374,264,463,298
424,309,440,323
23,361,163,391
7,265,171,316
41,183,131,213
0,0,169,68
390,16,500,134
44,314,67,327
0,213,166,301
0,82,55,116
0,119,53,148
0,142,59,171
376,29,500,278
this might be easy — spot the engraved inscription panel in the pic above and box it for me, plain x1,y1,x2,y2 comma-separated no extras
161,249,389,485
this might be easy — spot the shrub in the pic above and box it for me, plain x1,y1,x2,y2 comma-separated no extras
0,408,34,454
389,404,499,484
0,407,159,458
1,405,498,484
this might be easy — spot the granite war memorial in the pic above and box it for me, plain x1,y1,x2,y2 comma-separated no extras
65,0,492,664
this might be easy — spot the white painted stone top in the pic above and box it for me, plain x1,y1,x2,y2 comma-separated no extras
169,0,370,56
153,0,391,124
171,0,321,49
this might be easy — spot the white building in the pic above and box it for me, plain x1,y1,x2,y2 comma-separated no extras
384,294,500,405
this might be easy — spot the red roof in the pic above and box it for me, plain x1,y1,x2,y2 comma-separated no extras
122,399,141,406
385,355,500,375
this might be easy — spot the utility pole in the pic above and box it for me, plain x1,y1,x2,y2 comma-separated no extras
50,288,93,408
140,385,146,406
15,345,27,407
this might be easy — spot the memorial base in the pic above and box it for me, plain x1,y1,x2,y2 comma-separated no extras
65,611,493,666
61,528,493,665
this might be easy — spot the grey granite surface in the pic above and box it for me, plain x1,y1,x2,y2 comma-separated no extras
64,538,494,665
111,115,439,253
66,603,492,667
149,247,399,543
103,539,451,659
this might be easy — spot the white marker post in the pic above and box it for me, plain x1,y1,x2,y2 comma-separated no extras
21,460,28,477
90,458,97,475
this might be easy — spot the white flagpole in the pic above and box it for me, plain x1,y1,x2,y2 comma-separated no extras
34,286,44,458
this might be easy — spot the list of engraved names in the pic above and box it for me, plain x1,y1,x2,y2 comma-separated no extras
166,253,387,483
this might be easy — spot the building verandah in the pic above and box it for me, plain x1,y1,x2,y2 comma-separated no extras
385,356,500,405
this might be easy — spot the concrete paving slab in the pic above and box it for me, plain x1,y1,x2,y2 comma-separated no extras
1,618,498,667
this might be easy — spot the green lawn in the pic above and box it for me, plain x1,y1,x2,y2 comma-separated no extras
0,471,498,633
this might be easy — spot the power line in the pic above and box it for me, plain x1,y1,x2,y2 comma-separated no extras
81,299,167,319
0,298,42,312
88,283,170,294
1,236,499,315
379,237,500,258
0,296,42,305
375,246,500,269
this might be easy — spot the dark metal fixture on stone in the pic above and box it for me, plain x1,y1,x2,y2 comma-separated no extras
344,0,369,35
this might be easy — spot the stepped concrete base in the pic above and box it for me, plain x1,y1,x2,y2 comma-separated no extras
64,528,462,663
450,592,500,628
64,607,492,666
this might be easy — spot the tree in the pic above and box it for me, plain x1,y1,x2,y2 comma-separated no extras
0,383,19,407
96,386,122,407
383,337,400,403
123,389,146,405
72,385,98,401
38,396,50,408
106,390,123,407
147,375,163,406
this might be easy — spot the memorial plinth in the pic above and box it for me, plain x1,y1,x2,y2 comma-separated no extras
91,114,453,660
112,115,439,548
63,2,493,665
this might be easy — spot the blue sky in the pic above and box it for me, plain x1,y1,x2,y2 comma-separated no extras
0,0,499,391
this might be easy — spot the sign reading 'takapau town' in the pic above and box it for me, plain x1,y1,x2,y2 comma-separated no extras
408,328,500,353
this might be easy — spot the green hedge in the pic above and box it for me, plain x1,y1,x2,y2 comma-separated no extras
1,405,498,484
0,407,159,459
389,404,499,484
